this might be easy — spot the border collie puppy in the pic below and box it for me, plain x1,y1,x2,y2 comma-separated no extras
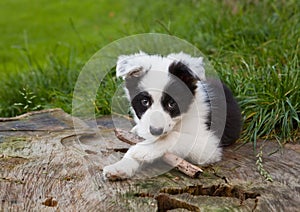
103,52,242,180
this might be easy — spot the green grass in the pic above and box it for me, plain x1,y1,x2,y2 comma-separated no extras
0,0,299,145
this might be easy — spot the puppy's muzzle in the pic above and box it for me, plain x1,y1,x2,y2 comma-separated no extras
149,126,163,136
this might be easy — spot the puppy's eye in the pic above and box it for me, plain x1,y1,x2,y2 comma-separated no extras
167,100,177,109
141,99,150,107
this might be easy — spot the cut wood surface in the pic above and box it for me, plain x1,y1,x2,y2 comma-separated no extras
0,109,299,211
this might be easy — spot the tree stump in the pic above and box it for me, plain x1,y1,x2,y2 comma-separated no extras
0,109,299,211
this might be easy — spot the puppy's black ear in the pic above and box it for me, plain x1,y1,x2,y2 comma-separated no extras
116,52,149,79
167,52,205,80
168,61,199,94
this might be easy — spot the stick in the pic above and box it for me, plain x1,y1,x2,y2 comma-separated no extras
162,152,203,178
114,128,203,178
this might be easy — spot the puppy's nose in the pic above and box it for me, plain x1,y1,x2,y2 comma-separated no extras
149,126,163,136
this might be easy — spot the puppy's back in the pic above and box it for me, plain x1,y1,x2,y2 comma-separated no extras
205,79,242,147
220,83,242,146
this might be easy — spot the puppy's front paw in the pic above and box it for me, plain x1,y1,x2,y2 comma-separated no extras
103,164,128,181
103,158,139,181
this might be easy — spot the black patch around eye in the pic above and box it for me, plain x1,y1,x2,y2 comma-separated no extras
161,92,180,117
131,91,153,119
161,85,194,118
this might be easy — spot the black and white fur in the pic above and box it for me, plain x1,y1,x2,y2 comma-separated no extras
103,52,242,180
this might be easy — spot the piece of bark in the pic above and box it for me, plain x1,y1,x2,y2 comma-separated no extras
114,128,203,178
155,193,200,212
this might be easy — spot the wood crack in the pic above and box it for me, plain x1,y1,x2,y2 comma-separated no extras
160,184,260,200
133,183,260,211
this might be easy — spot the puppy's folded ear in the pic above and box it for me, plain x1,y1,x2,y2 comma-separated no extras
167,52,206,80
116,52,149,78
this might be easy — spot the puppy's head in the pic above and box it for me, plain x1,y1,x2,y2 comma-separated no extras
116,52,203,140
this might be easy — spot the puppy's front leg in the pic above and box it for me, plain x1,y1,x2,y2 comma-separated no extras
103,140,167,180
